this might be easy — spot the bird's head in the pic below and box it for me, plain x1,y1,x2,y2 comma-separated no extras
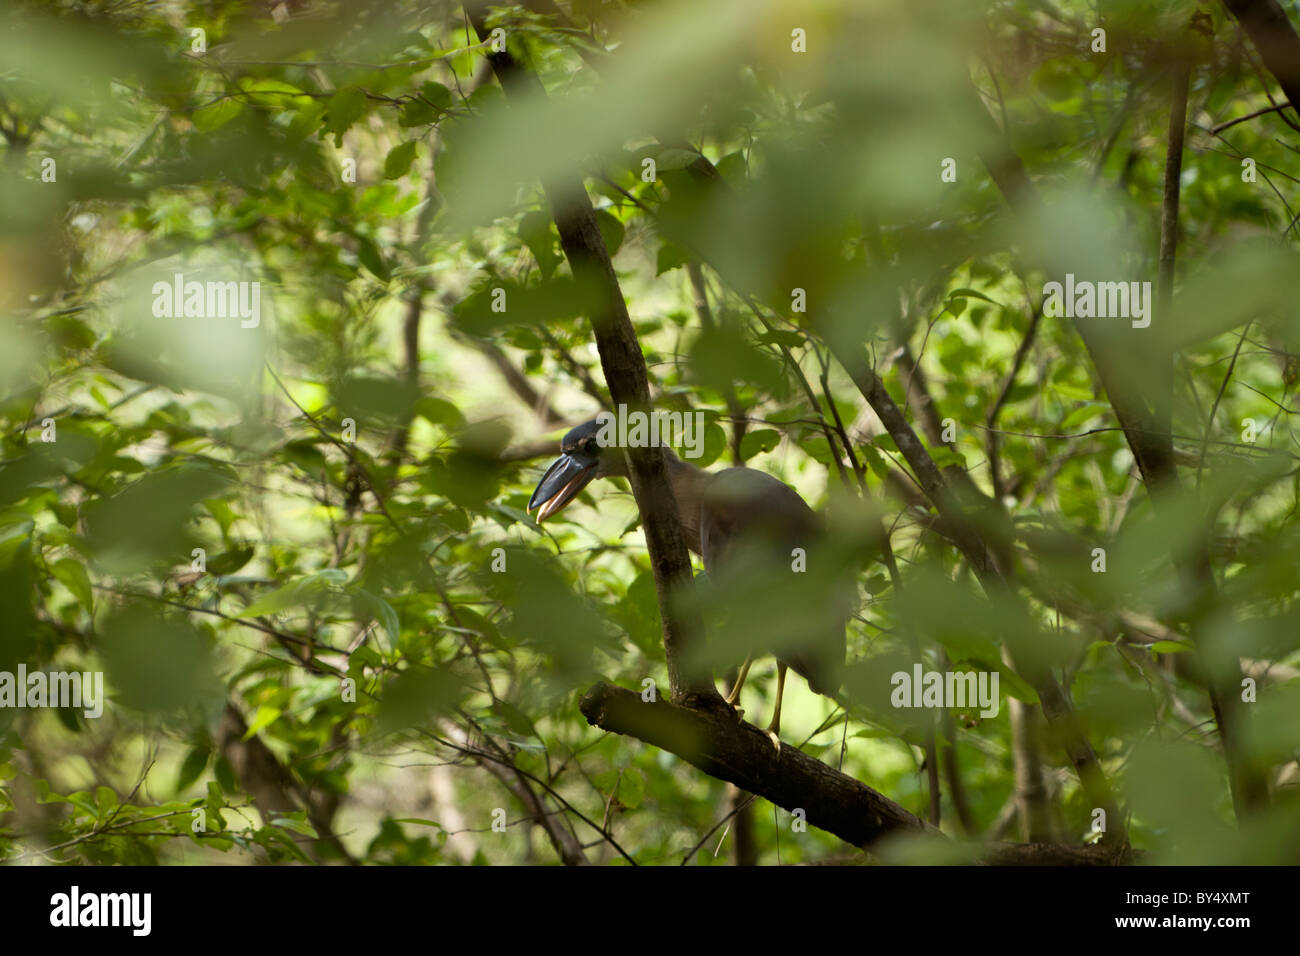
527,418,627,522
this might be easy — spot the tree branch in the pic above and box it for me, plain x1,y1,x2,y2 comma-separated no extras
1222,0,1300,121
580,681,1127,864
467,4,716,705
579,681,927,848
659,144,1122,841
970,64,1268,816
986,301,1044,499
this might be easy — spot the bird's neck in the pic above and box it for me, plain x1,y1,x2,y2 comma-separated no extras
662,449,707,556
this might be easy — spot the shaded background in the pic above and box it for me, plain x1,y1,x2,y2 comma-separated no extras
1,0,1299,864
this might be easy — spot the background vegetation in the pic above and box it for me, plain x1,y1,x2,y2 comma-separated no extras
2,0,1299,865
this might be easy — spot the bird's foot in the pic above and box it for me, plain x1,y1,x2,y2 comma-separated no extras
722,689,745,720
766,729,782,754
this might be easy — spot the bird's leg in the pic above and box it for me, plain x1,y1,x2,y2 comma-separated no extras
764,662,787,754
724,654,753,717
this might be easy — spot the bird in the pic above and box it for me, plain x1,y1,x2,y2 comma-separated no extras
527,417,850,751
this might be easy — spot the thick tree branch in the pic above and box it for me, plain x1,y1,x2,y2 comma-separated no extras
478,6,1125,842
581,682,1127,864
658,144,1122,841
387,292,423,463
964,81,1177,490
216,702,356,863
467,5,716,704
581,681,928,848
1155,49,1260,815
939,706,977,835
1156,53,1190,473
888,339,990,505
1223,0,1300,119
1006,679,1054,843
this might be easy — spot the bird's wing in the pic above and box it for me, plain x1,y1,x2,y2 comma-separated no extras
699,467,817,568
699,468,848,694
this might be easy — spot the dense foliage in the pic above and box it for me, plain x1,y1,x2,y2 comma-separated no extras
2,0,1299,865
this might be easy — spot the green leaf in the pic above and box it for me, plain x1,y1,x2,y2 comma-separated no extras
391,818,446,829
100,606,219,714
207,546,254,576
356,235,391,281
205,498,237,537
47,313,96,351
399,99,437,127
756,330,805,349
207,781,226,812
270,813,318,838
1060,403,1105,431
993,663,1040,705
519,209,560,278
383,140,419,179
51,558,93,611
716,150,747,184
859,444,891,481
176,745,210,793
419,81,452,110
653,148,699,171
947,287,999,305
323,86,366,145
1052,381,1095,402
243,705,282,738
655,240,691,275
931,447,966,469
619,768,645,809
415,396,466,429
399,82,453,127
378,668,463,732
739,428,780,460
239,571,339,619
696,422,728,467
192,97,243,131
1003,383,1038,405
496,700,535,738
355,588,401,643
213,761,236,798
593,208,625,256
803,436,834,465
238,78,304,107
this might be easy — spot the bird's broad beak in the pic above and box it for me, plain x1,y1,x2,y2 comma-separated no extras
527,451,599,522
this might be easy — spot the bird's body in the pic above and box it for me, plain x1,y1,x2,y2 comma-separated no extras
528,418,850,748
663,453,845,698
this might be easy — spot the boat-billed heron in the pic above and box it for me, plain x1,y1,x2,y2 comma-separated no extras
528,418,848,751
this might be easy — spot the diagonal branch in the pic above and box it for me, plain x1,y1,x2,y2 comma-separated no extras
442,721,590,865
1222,0,1300,120
667,147,1125,845
969,63,1269,816
466,3,716,705
580,681,929,848
477,1,1125,842
986,300,1044,499
580,681,1128,865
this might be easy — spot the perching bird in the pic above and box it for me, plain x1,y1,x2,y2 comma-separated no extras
527,418,849,751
